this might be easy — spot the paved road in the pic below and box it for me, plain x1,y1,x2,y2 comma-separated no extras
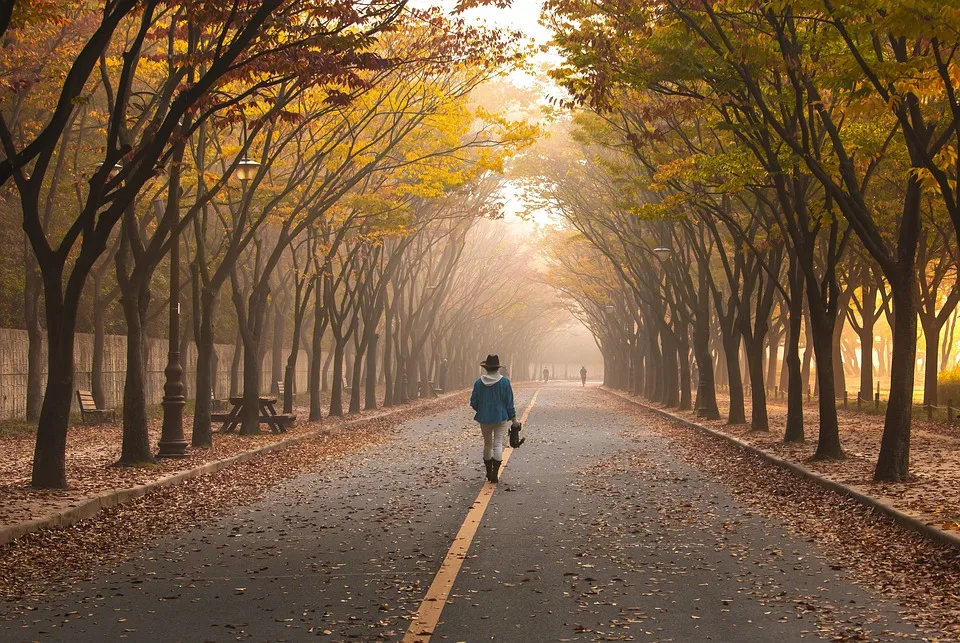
2,384,920,641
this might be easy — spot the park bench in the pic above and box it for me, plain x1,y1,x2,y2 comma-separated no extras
75,390,116,425
276,380,296,420
430,380,443,395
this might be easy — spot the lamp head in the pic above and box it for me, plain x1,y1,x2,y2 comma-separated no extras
235,157,261,182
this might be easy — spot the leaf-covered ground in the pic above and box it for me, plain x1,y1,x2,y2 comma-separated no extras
3,385,959,640
0,392,451,533
0,384,936,642
0,392,468,607
638,392,960,533
608,393,960,640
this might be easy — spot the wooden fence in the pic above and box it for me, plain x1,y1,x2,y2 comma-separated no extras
0,329,307,421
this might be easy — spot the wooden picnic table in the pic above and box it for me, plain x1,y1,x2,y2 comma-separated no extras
211,396,295,434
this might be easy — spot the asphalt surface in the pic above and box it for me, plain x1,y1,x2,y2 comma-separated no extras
1,383,922,642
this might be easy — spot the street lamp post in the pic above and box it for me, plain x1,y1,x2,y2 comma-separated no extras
231,154,260,418
157,197,188,458
157,154,259,456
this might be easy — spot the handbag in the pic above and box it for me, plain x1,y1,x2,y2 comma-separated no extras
509,422,525,448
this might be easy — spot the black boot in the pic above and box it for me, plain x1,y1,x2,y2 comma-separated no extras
484,458,493,481
489,459,501,483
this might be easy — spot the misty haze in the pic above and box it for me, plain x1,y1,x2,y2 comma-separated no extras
0,1,958,641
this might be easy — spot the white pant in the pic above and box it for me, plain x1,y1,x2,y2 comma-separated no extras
480,422,508,460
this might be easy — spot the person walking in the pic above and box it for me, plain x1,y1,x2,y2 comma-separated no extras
438,358,448,392
580,365,587,387
470,354,519,483
542,367,549,382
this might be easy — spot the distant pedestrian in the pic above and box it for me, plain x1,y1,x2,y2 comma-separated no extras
470,354,519,483
438,358,448,392
542,367,549,382
580,365,587,387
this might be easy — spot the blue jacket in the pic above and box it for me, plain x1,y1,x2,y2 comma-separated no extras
470,376,516,424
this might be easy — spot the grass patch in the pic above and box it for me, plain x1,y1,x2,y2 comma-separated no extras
839,399,960,422
0,420,37,439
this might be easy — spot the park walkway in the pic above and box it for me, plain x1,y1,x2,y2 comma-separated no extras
0,384,934,641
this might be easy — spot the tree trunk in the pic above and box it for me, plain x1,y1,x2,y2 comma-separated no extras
308,338,322,421
283,347,298,416
24,245,43,422
644,330,660,400
875,280,917,482
714,340,727,389
349,342,363,414
784,318,805,442
178,310,191,401
258,314,271,391
237,283,268,437
779,351,789,395
321,349,333,393
674,317,692,410
765,332,780,393
693,330,720,420
692,271,720,418
31,273,81,488
394,353,407,404
858,288,877,403
309,292,324,421
284,293,309,416
721,332,747,424
365,331,379,411
419,355,431,399
601,347,611,388
745,336,769,431
118,284,156,465
832,309,847,400
329,340,345,417
32,343,71,488
633,346,645,397
808,305,843,460
784,267,805,442
942,309,957,370
921,316,940,407
383,313,394,407
801,310,814,396
240,335,262,435
877,335,889,380
345,348,355,392
192,290,217,447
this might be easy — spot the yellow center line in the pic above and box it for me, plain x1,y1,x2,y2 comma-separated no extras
402,388,543,643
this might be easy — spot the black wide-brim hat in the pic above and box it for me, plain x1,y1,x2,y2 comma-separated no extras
480,354,501,369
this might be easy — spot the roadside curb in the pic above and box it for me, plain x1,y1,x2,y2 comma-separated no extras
601,387,960,552
0,391,464,548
